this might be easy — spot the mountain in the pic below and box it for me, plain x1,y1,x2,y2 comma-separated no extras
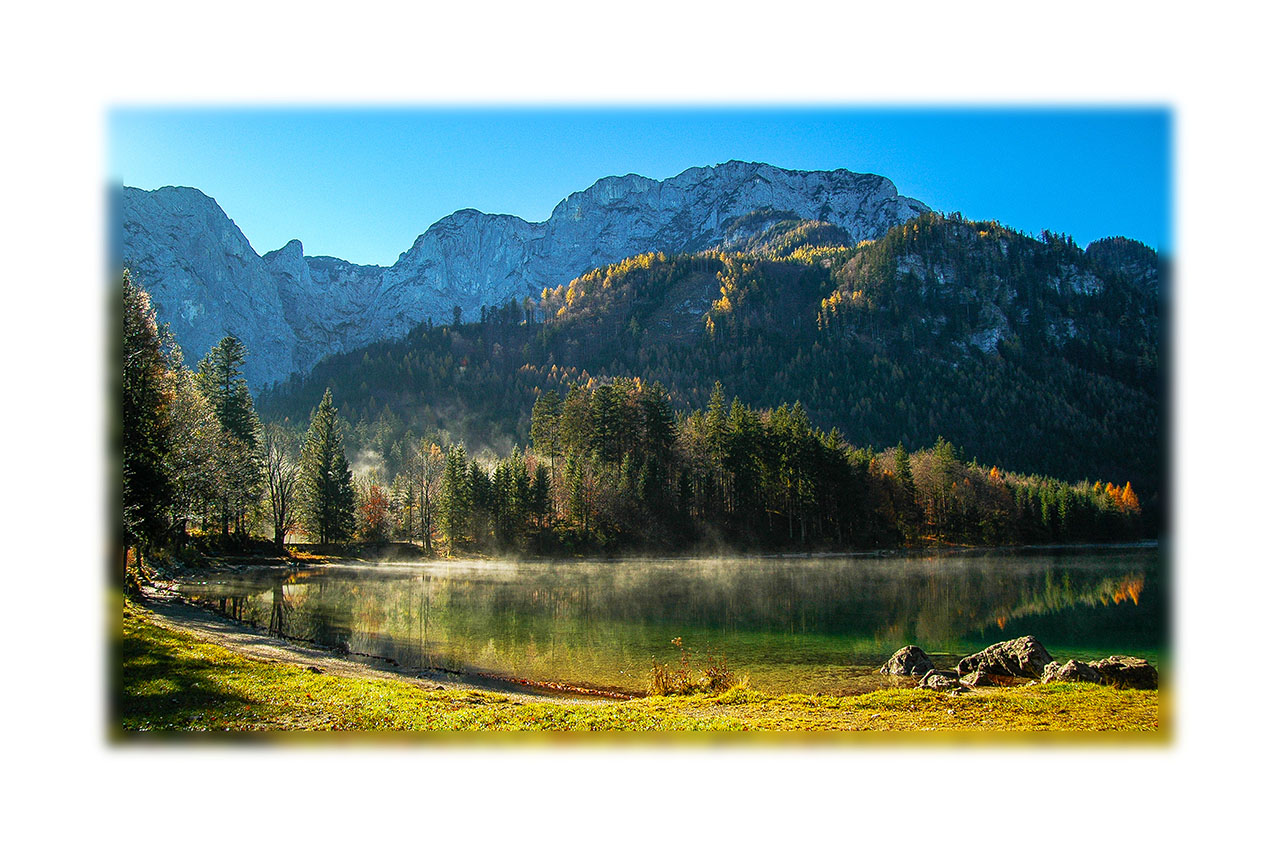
122,161,929,390
257,213,1163,498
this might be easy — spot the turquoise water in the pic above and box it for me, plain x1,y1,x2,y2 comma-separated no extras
177,545,1165,695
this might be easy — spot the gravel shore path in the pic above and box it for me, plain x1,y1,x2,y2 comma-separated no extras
137,583,613,706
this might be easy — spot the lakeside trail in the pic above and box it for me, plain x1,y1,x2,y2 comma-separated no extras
136,582,615,707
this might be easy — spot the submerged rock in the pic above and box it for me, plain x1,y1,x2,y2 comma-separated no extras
880,645,936,677
957,636,1054,680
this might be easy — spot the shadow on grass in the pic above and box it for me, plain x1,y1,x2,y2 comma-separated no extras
118,622,263,733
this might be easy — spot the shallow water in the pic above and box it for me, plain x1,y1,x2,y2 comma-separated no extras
177,545,1165,695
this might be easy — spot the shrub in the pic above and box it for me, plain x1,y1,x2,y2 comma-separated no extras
647,637,738,696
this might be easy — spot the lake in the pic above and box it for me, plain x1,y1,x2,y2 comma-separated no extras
176,545,1165,696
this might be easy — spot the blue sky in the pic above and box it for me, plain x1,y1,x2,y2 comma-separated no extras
110,107,1171,266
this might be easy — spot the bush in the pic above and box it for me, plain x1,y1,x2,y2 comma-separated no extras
647,637,738,696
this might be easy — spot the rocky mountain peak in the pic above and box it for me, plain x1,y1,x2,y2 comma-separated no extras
122,162,931,390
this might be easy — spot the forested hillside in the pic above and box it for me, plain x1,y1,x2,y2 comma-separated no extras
257,210,1163,507
124,248,1155,570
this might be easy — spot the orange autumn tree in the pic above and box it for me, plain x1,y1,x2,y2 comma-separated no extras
356,481,392,542
1102,481,1141,514
1118,482,1141,514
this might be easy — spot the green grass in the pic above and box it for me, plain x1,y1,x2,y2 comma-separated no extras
118,599,1164,736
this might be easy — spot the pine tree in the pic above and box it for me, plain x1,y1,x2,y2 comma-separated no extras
893,442,914,495
530,461,552,527
121,270,176,585
196,336,264,535
438,444,471,551
705,381,728,463
559,386,594,457
299,389,355,544
196,336,257,444
530,390,561,458
638,382,677,464
468,460,492,544
591,383,628,465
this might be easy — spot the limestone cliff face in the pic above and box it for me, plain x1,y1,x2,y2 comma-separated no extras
122,161,929,390
122,186,301,390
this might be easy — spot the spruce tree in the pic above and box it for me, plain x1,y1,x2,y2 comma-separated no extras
196,336,257,445
122,270,176,583
438,444,471,551
705,381,728,463
530,390,561,458
893,442,915,497
300,389,355,545
196,336,264,535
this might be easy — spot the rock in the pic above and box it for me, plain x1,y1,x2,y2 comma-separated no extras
1041,659,1102,685
1092,656,1159,690
122,186,303,391
123,162,930,390
917,669,968,692
959,668,997,687
957,636,1055,680
879,645,936,676
1040,656,1157,689
958,667,1032,688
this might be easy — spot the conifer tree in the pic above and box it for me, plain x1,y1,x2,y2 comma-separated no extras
196,336,264,535
530,461,552,527
705,381,728,464
893,442,914,497
559,386,594,458
299,389,355,544
530,390,561,459
438,444,471,551
122,270,176,584
196,336,257,445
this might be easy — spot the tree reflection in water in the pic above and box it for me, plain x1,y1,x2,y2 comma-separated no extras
182,548,1164,695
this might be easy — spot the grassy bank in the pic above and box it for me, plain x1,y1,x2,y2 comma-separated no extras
118,599,1163,736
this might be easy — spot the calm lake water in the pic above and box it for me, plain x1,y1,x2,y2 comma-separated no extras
176,546,1165,696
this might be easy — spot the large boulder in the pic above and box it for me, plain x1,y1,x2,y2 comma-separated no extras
1040,656,1158,689
1041,659,1103,685
957,636,1055,679
879,645,936,677
1092,656,1159,690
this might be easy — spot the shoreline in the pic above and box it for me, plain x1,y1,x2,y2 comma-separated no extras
120,591,1164,734
136,582,623,704
168,538,1161,575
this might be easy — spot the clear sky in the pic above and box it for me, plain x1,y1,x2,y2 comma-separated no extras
109,107,1171,267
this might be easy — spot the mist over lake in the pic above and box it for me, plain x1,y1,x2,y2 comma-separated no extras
178,546,1163,695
